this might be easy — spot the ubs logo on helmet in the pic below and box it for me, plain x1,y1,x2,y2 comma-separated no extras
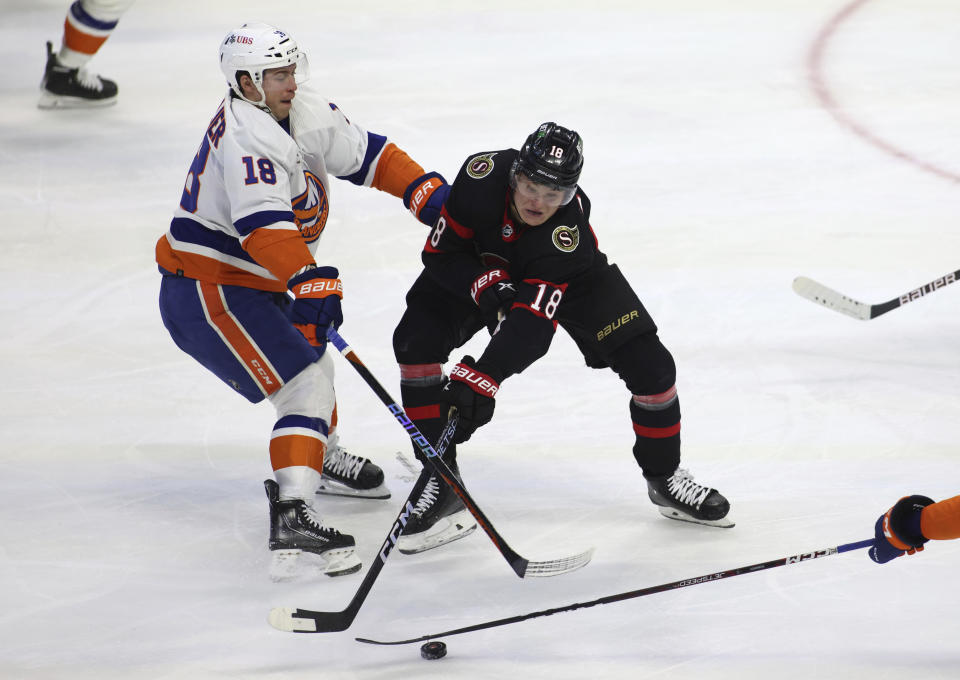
551,225,579,252
293,170,329,243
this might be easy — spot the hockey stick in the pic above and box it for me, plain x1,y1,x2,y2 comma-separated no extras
356,537,873,645
321,327,593,579
792,269,959,320
268,421,455,634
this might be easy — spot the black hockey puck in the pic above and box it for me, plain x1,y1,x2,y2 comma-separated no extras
420,640,447,660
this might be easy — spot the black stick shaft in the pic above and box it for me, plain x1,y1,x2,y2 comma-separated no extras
281,426,455,633
325,327,532,577
870,268,960,318
356,538,873,645
290,470,431,632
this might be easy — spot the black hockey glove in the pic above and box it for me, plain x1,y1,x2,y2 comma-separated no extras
288,265,343,347
470,269,516,333
442,356,501,443
868,494,934,564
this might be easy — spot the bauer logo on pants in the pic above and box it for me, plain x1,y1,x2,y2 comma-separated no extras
597,309,640,341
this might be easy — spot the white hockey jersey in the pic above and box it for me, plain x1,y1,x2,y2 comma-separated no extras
157,88,398,291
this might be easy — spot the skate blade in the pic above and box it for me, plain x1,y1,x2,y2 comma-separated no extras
396,509,478,555
37,92,118,109
269,548,362,581
657,506,735,528
316,478,391,500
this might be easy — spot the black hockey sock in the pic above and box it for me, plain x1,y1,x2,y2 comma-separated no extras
398,364,457,467
629,396,681,477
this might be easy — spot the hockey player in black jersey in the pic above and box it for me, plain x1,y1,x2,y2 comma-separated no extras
392,122,732,554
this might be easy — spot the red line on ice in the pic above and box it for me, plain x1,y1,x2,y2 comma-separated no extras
807,0,960,185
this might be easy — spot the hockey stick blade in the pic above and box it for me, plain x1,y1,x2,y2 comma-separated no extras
793,269,960,320
269,606,346,633
268,465,437,634
325,327,594,579
355,538,873,645
268,414,456,633
792,276,872,320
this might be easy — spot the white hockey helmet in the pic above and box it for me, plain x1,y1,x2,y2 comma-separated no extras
219,22,310,105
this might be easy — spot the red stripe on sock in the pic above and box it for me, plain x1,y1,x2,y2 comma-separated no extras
405,404,441,420
633,422,681,438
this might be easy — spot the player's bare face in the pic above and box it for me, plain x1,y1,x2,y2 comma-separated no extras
512,175,564,226
261,65,298,119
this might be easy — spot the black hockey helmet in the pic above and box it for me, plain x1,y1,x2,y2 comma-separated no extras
510,122,583,204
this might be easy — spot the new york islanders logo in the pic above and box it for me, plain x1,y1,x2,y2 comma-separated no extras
466,153,497,179
292,170,329,243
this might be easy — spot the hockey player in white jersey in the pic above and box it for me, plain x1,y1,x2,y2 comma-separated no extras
156,22,449,579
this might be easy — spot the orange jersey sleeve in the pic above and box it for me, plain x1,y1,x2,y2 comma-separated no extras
242,227,315,287
921,494,960,541
370,143,426,198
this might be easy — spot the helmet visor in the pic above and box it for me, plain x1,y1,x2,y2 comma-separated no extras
258,52,310,86
510,163,577,206
291,52,310,84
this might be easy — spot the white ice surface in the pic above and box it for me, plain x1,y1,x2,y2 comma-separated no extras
2,1,959,678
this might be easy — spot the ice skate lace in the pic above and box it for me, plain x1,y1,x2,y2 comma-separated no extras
299,501,342,536
74,68,105,93
412,476,440,517
323,447,366,480
667,468,710,509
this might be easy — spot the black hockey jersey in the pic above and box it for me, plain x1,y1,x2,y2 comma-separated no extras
423,148,655,380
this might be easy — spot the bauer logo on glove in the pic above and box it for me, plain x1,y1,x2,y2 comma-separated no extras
288,265,344,347
294,278,343,297
449,363,499,396
470,269,510,304
442,357,502,442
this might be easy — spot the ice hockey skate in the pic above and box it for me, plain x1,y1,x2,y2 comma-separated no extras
316,444,390,499
396,473,477,554
38,42,118,109
647,468,734,528
264,479,362,579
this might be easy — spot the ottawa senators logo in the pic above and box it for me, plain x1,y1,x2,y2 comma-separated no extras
292,170,329,243
466,153,497,179
551,225,579,252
